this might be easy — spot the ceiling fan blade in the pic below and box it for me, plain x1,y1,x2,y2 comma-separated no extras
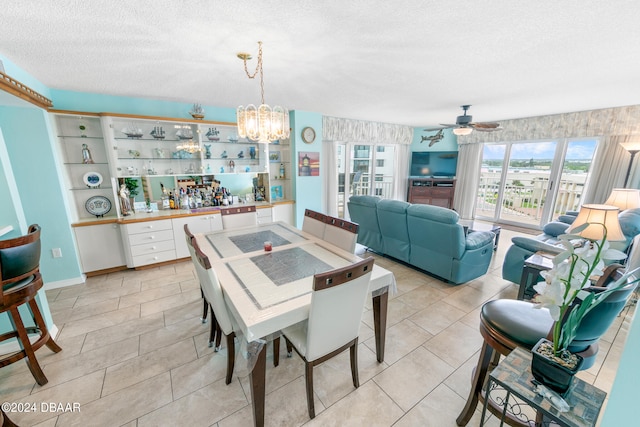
438,124,458,128
470,122,501,130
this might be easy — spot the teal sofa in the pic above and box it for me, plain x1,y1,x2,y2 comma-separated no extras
502,208,640,290
348,196,495,284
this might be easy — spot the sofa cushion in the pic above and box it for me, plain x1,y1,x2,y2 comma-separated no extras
406,204,459,224
510,236,564,254
542,221,570,237
465,231,495,250
619,208,640,238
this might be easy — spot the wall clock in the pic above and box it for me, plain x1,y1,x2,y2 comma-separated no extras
301,127,316,144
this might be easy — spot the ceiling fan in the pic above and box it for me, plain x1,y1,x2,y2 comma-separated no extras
426,105,502,136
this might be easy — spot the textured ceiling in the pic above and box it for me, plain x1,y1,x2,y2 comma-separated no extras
2,0,640,127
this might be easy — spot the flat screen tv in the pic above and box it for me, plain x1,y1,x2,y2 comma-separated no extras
410,151,458,178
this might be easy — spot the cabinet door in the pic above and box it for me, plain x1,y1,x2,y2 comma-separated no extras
172,216,215,259
73,223,126,273
272,203,293,224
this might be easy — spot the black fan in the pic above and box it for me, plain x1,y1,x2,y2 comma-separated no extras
425,105,501,134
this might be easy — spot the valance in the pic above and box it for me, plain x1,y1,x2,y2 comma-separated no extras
323,116,413,145
459,105,640,144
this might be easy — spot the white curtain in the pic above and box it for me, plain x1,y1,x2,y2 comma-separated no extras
394,143,411,200
322,139,339,216
453,142,483,219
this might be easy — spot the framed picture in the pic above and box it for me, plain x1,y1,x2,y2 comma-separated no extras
298,152,320,176
270,185,283,201
269,151,281,163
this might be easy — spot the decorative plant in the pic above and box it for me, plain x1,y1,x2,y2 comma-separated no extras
124,178,139,198
533,222,639,362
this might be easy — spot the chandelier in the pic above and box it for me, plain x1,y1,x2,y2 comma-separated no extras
236,41,290,143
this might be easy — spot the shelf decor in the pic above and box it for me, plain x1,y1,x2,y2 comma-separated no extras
83,171,103,188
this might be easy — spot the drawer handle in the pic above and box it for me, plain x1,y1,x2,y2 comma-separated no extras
147,225,153,229
153,256,158,260
150,236,155,240
151,246,156,250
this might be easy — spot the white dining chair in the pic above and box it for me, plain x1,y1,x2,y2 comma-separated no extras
323,216,359,253
302,209,328,239
191,237,280,384
282,257,375,419
221,206,258,229
184,224,210,324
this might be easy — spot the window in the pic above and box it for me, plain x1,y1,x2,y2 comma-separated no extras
336,143,397,218
475,138,598,228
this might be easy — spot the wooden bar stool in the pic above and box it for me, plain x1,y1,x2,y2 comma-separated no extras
0,225,62,386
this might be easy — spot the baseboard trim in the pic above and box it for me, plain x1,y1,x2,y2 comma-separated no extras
44,275,86,291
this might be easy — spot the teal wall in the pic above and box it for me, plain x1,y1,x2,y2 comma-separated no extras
0,127,27,238
410,127,458,152
290,110,323,227
0,106,82,283
600,311,639,425
51,89,237,123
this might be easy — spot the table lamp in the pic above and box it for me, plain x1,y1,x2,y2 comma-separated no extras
619,141,640,187
567,204,625,242
605,188,640,211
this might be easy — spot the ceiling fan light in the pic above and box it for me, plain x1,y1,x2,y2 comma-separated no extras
453,127,473,136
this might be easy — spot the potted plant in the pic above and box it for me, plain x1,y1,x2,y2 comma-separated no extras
532,217,639,394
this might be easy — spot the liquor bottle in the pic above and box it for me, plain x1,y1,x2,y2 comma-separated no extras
280,163,285,179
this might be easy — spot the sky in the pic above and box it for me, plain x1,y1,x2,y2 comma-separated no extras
482,139,597,161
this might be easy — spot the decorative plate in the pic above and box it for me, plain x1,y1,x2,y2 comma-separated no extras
83,171,103,187
85,196,112,217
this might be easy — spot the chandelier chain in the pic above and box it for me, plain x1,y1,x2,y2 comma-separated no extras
242,41,266,105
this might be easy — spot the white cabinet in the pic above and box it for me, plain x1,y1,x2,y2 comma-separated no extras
73,223,126,273
171,214,222,259
121,219,176,267
272,203,294,224
257,207,273,225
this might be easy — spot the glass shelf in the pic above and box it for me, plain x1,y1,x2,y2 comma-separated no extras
58,135,104,140
64,162,109,165
70,186,113,191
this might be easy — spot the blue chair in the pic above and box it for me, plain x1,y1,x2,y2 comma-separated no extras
347,195,384,253
376,199,411,263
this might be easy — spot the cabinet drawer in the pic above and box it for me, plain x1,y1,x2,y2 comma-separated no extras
129,229,174,246
411,187,431,196
257,207,272,218
431,188,453,197
130,239,176,257
126,219,172,235
132,249,176,267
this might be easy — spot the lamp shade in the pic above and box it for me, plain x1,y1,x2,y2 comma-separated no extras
605,188,640,211
619,141,640,153
567,204,625,242
453,127,473,136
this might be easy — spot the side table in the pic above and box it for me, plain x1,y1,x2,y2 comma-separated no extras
480,347,606,427
518,251,555,300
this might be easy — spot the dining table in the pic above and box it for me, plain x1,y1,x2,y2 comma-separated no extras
195,221,396,427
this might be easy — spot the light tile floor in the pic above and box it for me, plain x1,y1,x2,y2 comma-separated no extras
1,228,635,426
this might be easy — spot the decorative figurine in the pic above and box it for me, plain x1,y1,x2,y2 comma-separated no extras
220,166,225,173
119,184,132,216
81,143,94,164
204,144,211,159
221,150,228,158
249,146,256,159
238,150,244,158
229,160,235,173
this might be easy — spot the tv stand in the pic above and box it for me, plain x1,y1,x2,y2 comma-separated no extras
407,177,455,208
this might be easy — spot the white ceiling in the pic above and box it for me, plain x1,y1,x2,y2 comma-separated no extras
2,0,640,128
